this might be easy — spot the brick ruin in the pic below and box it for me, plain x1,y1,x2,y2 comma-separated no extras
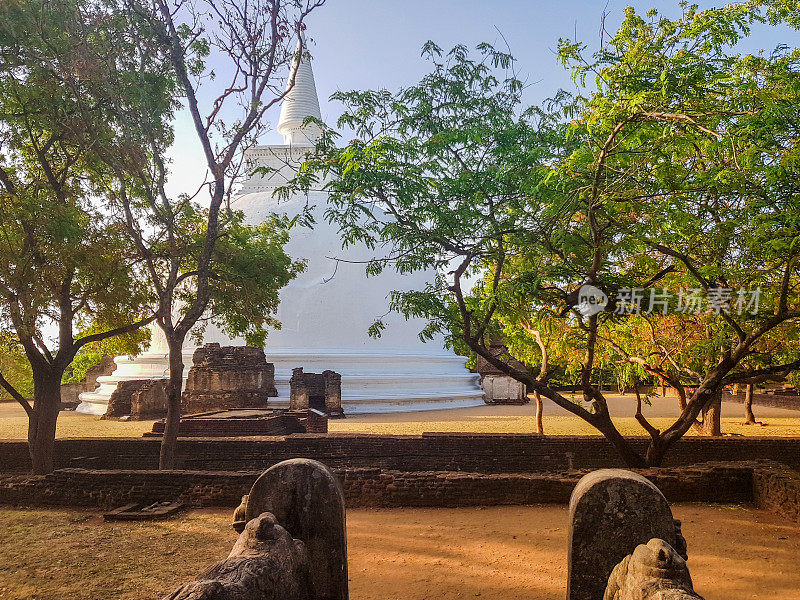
181,344,277,414
101,345,346,424
289,367,344,418
104,379,168,420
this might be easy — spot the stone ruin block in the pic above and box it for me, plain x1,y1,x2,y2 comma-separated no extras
475,340,529,376
104,379,168,420
475,340,529,405
131,380,169,420
181,343,277,415
289,367,344,418
305,408,329,434
165,458,347,600
59,382,87,410
482,375,527,404
568,469,686,600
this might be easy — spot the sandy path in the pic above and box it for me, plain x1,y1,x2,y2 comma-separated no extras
1,395,799,439
0,504,797,600
346,504,800,600
344,394,800,421
329,395,800,437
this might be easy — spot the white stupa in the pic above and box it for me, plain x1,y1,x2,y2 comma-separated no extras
77,40,483,415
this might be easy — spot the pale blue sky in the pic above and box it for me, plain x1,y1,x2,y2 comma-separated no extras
166,0,800,198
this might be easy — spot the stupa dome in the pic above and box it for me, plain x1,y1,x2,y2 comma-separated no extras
77,36,483,415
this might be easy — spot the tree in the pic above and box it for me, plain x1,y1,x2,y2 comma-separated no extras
62,328,149,387
98,0,321,468
286,1,800,467
555,0,800,450
0,0,158,473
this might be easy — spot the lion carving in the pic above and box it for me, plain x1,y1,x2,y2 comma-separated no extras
164,512,311,600
604,538,704,600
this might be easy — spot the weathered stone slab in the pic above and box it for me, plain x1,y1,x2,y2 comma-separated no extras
164,512,311,600
568,469,678,600
245,458,347,600
103,501,184,521
604,538,703,600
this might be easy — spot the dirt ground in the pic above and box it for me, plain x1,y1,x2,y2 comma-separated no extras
329,395,800,437
1,394,800,439
0,504,797,600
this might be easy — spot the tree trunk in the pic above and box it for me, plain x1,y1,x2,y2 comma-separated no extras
159,336,185,470
593,415,648,468
534,391,544,435
700,387,722,436
29,371,62,475
743,383,757,425
645,440,668,467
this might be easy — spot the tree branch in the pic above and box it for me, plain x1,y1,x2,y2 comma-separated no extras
0,371,33,417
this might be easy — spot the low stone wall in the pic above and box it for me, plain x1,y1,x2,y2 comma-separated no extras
752,463,800,522
3,435,800,474
0,463,761,511
724,391,800,411
340,464,753,508
0,469,256,508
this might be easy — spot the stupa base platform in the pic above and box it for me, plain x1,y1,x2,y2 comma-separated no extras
77,349,485,416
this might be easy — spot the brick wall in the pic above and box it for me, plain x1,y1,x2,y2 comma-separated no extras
723,391,800,411
752,463,800,522
339,464,754,508
0,463,757,510
0,469,256,508
3,435,800,474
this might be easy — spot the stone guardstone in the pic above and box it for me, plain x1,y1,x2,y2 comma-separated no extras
181,343,277,414
568,469,678,600
244,458,347,600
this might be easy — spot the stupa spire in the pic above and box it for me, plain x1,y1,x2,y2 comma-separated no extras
277,34,323,146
